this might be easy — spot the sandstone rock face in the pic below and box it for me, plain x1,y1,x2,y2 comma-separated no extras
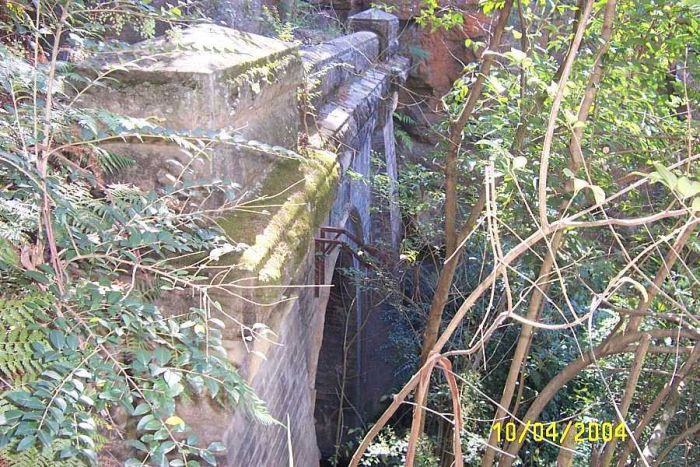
203,0,266,33
399,3,490,102
379,0,483,21
80,24,301,142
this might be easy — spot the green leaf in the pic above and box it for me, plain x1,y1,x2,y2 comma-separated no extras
81,448,98,465
73,369,91,379
133,403,151,416
165,415,184,426
653,162,678,189
200,450,216,465
591,186,606,205
676,177,700,199
37,429,51,449
15,421,37,436
0,239,19,267
208,441,226,453
186,374,205,393
6,391,31,407
164,369,182,388
692,197,700,212
209,318,225,329
127,439,149,452
136,414,155,431
573,178,588,192
54,397,67,411
154,347,172,366
161,440,176,453
79,395,94,406
143,418,162,432
204,378,219,397
3,410,22,423
512,156,527,170
16,435,35,452
78,434,96,448
48,330,65,350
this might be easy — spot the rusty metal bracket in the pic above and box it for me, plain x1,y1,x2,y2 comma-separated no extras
314,226,366,297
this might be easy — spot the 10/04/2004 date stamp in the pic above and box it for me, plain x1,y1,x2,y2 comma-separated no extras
491,421,628,444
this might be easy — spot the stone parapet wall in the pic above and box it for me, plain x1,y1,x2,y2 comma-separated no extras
301,32,379,111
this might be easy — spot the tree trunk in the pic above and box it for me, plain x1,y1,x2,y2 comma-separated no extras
598,333,650,465
498,221,696,464
616,343,700,466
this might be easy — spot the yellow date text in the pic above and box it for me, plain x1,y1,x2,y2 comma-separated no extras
490,421,628,444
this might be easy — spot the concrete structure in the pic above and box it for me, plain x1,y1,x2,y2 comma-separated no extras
78,9,407,466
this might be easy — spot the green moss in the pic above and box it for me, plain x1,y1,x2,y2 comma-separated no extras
227,51,301,96
258,210,311,283
215,157,303,261
214,148,339,288
304,149,340,224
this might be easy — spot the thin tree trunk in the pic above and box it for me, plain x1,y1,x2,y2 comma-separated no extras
413,0,514,448
598,333,650,465
504,223,697,465
616,343,700,466
481,230,564,467
627,223,697,332
653,421,700,466
349,204,696,467
419,189,487,365
557,422,577,467
641,379,684,463
442,0,514,256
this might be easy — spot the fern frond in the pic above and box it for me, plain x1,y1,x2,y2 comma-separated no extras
0,197,38,245
393,112,416,126
0,295,52,386
0,327,44,386
0,438,88,467
395,127,414,150
94,148,135,175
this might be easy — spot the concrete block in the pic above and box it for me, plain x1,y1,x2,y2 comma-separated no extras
77,24,303,148
348,8,399,56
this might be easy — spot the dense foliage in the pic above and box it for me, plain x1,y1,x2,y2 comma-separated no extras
355,0,700,466
0,1,277,466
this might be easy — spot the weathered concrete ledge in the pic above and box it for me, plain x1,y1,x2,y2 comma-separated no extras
213,148,340,300
310,58,409,153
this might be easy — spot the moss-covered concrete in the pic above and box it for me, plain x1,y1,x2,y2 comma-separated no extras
214,148,339,294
